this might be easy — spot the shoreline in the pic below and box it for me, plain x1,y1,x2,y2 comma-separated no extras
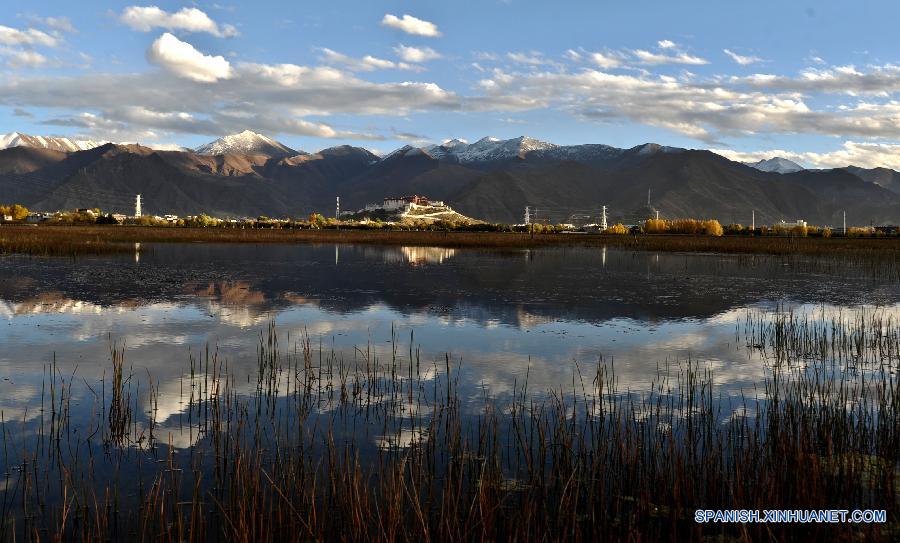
3,224,900,257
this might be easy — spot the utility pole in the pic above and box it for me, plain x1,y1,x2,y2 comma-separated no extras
600,205,608,230
134,194,142,218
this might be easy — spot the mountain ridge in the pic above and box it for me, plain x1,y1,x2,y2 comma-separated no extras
2,132,899,225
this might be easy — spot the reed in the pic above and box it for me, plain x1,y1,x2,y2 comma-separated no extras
0,313,898,541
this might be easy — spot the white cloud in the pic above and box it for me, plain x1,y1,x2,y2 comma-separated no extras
506,52,558,67
0,46,47,68
319,48,416,72
472,65,900,143
736,64,900,96
473,51,498,61
0,54,460,141
713,141,900,170
0,24,57,47
381,14,441,37
590,51,622,69
147,33,233,82
120,6,238,37
658,40,676,49
724,49,762,65
564,49,581,61
633,49,708,65
394,45,441,63
44,17,76,34
7,27,900,154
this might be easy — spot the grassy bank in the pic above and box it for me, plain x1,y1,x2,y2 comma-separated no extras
3,223,900,257
1,313,897,541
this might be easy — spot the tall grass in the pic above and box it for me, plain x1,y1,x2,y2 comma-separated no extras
0,314,898,541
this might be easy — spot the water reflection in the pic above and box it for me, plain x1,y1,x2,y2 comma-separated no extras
1,244,898,407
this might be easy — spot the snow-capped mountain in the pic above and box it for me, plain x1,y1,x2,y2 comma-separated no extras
632,143,683,155
423,136,558,162
389,136,683,164
194,130,301,158
745,157,804,174
0,132,103,153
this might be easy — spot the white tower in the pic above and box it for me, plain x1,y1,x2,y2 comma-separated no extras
752,210,755,230
134,194,142,218
524,206,531,225
843,210,847,235
336,196,340,219
600,205,608,230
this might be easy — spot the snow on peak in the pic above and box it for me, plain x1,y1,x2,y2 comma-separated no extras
194,131,300,157
0,132,103,153
387,137,684,165
745,157,804,174
418,135,557,162
441,138,468,148
382,144,416,160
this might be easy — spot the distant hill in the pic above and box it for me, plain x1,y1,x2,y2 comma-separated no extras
2,132,900,225
843,166,900,195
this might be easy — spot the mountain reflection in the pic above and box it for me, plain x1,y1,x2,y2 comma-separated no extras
1,244,897,328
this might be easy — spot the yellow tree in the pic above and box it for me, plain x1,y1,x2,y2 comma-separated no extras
10,204,29,221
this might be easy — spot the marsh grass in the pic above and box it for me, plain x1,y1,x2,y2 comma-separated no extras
4,224,900,258
0,313,898,541
0,226,134,257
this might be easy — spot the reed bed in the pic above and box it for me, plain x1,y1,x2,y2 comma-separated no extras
0,226,134,256
4,224,900,258
0,315,898,541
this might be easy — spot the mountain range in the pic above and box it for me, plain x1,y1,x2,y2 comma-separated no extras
1,130,899,226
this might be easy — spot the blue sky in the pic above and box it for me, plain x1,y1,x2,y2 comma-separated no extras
3,1,900,168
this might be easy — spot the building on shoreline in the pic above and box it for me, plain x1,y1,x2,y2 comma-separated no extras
779,219,808,228
363,195,447,214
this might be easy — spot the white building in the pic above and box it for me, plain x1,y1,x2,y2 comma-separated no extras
363,195,447,213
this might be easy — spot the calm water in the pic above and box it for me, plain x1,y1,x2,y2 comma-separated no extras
1,242,898,426
0,242,897,528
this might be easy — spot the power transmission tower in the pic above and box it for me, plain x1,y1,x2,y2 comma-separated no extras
134,194,142,218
